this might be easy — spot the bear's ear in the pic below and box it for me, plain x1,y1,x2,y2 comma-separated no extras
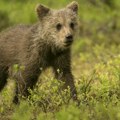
67,1,79,14
35,4,50,19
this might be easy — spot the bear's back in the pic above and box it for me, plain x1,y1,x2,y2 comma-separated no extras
0,25,31,66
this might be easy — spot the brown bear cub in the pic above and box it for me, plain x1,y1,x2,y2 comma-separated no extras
0,1,79,103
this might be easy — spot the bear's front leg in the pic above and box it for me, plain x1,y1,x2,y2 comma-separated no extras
11,65,40,104
52,50,77,101
54,70,77,101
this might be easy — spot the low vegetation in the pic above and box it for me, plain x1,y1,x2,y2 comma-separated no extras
0,0,120,120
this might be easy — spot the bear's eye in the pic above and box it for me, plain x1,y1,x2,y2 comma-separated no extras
70,22,74,29
56,23,62,31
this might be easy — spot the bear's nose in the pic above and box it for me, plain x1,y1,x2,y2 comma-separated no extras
65,35,73,43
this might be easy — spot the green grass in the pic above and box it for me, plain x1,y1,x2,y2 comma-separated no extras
0,0,120,120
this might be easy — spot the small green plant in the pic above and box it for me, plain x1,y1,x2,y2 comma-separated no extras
27,78,71,112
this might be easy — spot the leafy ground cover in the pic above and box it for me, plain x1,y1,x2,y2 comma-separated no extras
0,0,120,119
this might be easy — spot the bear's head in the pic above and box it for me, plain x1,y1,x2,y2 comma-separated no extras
36,1,79,50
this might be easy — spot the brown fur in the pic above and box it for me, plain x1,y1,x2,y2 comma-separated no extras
0,1,79,103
